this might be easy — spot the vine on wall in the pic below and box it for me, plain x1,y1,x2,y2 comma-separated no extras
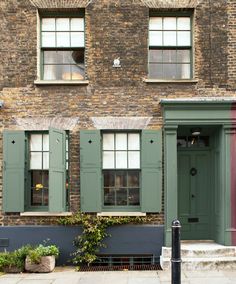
58,213,151,267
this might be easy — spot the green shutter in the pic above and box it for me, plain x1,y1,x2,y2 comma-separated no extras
80,130,101,212
141,129,162,212
49,128,66,212
3,131,25,212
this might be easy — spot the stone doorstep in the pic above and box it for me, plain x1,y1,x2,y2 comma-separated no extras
161,256,236,271
161,247,236,258
160,242,236,270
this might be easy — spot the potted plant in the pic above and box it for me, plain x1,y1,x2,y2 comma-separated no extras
0,245,32,273
25,243,59,273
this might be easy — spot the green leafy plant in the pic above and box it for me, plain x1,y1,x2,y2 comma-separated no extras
0,245,32,272
59,213,151,268
27,244,59,264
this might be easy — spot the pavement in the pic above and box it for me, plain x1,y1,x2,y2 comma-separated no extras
0,267,236,284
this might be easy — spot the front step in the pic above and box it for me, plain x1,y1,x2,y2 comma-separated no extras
160,242,236,270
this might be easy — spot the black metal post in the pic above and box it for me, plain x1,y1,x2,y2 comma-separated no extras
171,219,181,284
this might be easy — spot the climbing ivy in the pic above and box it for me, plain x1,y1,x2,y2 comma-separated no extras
58,213,151,268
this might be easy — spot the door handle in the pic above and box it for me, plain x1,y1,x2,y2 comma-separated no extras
191,194,195,198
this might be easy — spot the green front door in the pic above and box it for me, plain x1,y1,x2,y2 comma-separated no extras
178,150,212,240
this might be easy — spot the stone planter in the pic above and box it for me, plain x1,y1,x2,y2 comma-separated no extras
25,255,55,273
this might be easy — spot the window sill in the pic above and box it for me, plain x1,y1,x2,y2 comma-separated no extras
20,212,73,217
34,80,89,85
97,212,146,217
143,78,198,84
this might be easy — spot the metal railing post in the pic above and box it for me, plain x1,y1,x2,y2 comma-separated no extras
171,219,181,284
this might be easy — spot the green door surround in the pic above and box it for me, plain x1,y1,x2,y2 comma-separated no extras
161,98,236,246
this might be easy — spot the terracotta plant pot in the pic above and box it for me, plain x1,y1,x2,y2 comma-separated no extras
25,255,55,273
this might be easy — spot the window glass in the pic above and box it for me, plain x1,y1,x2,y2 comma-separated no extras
163,31,176,46
116,151,127,168
102,133,140,207
71,32,84,47
116,133,127,150
177,17,190,30
149,15,192,79
41,16,85,80
42,18,55,31
103,151,115,169
163,17,176,30
56,18,70,31
128,151,140,168
42,32,56,47
103,134,114,150
128,133,140,150
149,17,162,30
30,152,42,169
71,18,84,31
57,32,70,47
30,134,42,151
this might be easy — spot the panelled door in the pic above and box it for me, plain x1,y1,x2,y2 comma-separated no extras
178,150,212,240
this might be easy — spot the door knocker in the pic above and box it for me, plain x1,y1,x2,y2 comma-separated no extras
190,168,197,176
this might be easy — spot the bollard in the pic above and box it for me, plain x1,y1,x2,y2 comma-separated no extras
171,219,181,284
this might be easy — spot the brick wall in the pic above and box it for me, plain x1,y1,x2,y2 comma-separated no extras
0,0,235,225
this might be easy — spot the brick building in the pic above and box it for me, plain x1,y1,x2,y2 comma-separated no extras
1,0,236,265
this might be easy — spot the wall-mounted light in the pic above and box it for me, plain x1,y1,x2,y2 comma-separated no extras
191,127,201,136
113,58,121,68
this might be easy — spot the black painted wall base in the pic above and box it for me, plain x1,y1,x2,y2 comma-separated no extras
0,225,164,265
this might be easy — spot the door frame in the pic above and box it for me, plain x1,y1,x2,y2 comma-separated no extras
161,98,236,246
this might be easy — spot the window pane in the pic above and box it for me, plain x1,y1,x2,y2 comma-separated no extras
149,31,162,46
56,18,70,31
57,32,70,47
71,18,84,31
104,188,115,206
128,188,140,205
42,171,49,188
163,17,176,30
116,188,127,206
42,32,56,47
177,17,190,30
116,151,127,168
71,32,84,47
149,63,163,79
103,134,114,150
71,65,85,80
128,133,140,150
149,50,162,63
163,63,177,79
163,31,176,46
30,134,42,151
177,31,191,46
44,51,72,64
30,152,42,169
149,17,162,30
115,171,127,187
42,18,55,31
103,151,115,169
45,65,71,80
116,133,127,150
128,151,140,169
177,50,190,63
128,171,139,187
43,134,49,151
163,50,176,63
31,170,42,187
43,152,49,169
44,65,57,80
176,64,190,79
71,50,84,64
104,171,115,187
